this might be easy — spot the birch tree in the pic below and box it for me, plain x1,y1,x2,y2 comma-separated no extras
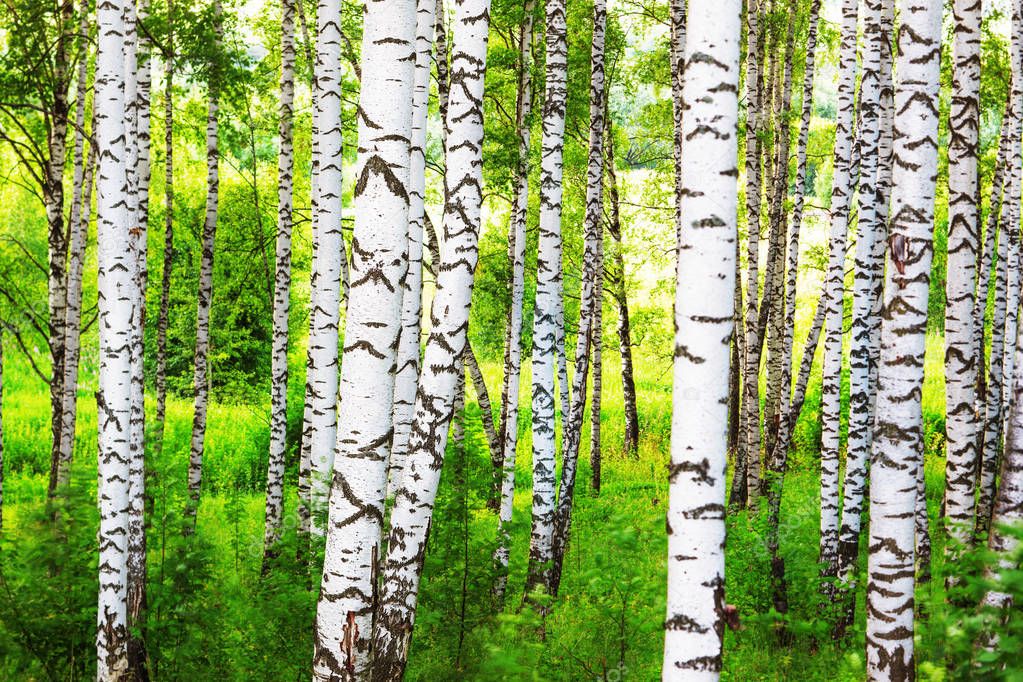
263,0,297,568
389,0,439,497
662,0,739,673
299,0,347,537
526,0,567,596
865,0,942,675
372,0,492,674
494,2,534,600
819,0,858,590
185,0,223,531
943,0,983,550
94,0,133,672
550,0,607,595
311,0,416,676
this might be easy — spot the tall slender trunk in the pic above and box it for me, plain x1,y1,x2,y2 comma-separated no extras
153,0,174,461
94,0,133,673
184,2,222,533
604,117,638,457
835,0,886,617
819,0,858,594
525,0,567,597
915,452,932,584
0,326,4,532
943,0,984,552
733,0,763,511
865,0,942,676
263,0,297,569
45,0,75,496
463,347,502,461
549,0,607,596
493,2,534,600
388,0,439,499
978,100,1021,541
299,0,347,539
765,0,821,622
590,231,604,494
662,0,739,673
668,0,684,263
56,5,96,489
371,0,491,675
126,2,153,676
313,0,415,671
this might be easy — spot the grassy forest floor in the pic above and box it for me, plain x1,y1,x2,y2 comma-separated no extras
0,332,1014,681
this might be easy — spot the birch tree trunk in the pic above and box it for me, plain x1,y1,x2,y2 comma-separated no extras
550,0,607,596
311,0,416,676
126,3,153,674
662,0,739,673
263,0,297,569
300,0,347,538
836,0,885,602
526,0,567,597
185,2,222,532
668,0,684,262
590,233,604,494
943,0,984,550
94,0,133,672
388,0,438,499
56,6,96,489
371,0,491,675
153,0,174,461
604,117,639,457
493,3,534,599
819,0,858,592
44,1,74,497
865,0,942,676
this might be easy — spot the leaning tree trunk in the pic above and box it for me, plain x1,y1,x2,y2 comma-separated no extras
185,3,222,532
550,0,607,596
388,0,438,499
662,0,739,674
865,1,942,677
299,0,347,539
493,2,535,602
943,0,984,550
153,0,174,461
819,0,859,595
263,0,297,569
56,6,96,489
525,0,568,598
94,0,133,673
311,0,416,676
604,117,638,457
835,0,886,619
371,0,491,675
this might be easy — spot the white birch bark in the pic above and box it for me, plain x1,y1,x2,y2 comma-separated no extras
526,0,567,596
943,0,984,548
865,0,942,675
837,0,884,586
371,0,491,675
264,0,297,565
94,0,133,673
662,0,739,675
185,0,222,531
388,0,438,498
56,6,96,488
550,0,607,596
311,0,416,676
300,0,346,536
494,3,534,599
819,0,858,590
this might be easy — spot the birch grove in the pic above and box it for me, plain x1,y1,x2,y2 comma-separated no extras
2,0,1023,678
